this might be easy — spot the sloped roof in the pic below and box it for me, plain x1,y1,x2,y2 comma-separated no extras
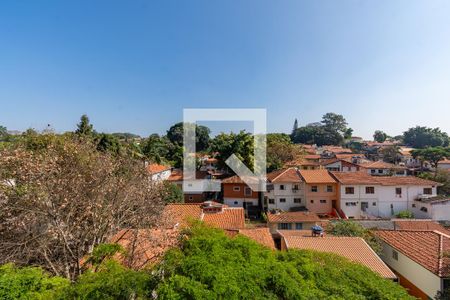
238,228,276,250
375,230,450,277
331,171,441,186
147,163,171,174
162,204,203,227
167,170,210,181
202,208,245,230
110,228,179,270
374,176,441,186
267,211,321,223
267,168,302,183
393,219,450,235
331,171,380,185
360,161,406,170
299,170,336,184
280,233,396,279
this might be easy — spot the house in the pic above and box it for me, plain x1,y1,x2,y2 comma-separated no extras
412,196,450,221
279,231,396,280
222,175,262,210
266,211,323,234
393,219,450,234
375,230,450,299
438,159,450,171
147,163,171,181
167,169,218,203
320,158,362,172
199,156,219,172
298,170,338,215
265,168,304,211
360,160,407,176
331,172,440,219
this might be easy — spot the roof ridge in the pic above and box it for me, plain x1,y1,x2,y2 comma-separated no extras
271,168,291,182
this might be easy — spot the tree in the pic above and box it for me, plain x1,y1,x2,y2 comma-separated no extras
396,211,414,219
142,134,171,164
419,169,450,195
381,145,401,164
373,130,387,143
0,135,165,280
403,126,449,148
75,114,94,136
290,118,298,140
412,147,450,176
96,133,121,155
321,112,348,134
160,181,183,204
166,122,210,151
327,221,382,254
210,131,254,172
0,125,8,142
267,133,303,172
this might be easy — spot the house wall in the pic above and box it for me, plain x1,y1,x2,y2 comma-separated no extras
224,197,258,207
151,169,172,181
265,182,305,211
379,241,442,299
223,183,259,199
339,184,380,218
438,162,450,170
304,183,337,214
268,221,317,234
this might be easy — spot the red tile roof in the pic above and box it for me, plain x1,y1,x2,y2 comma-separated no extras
331,171,441,186
393,220,450,235
359,160,406,170
202,208,245,230
147,163,171,174
167,170,210,181
110,228,179,269
267,211,321,223
299,169,336,184
280,233,396,279
331,171,380,185
239,228,276,249
162,203,203,227
267,168,302,183
375,230,450,277
374,176,441,186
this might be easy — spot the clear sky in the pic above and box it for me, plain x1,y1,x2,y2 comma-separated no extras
1,0,450,139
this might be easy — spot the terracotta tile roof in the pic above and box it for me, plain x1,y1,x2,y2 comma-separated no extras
331,171,441,186
281,234,396,279
222,175,264,185
438,159,450,164
393,220,450,235
267,168,302,183
202,208,245,230
110,228,179,269
359,160,406,170
167,170,210,181
335,153,366,160
299,169,336,184
162,204,203,227
375,230,450,277
238,228,276,250
322,146,353,154
303,154,321,160
147,163,171,174
331,171,379,185
267,211,321,223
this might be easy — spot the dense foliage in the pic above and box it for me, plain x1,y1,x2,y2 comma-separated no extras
403,126,449,148
373,130,388,143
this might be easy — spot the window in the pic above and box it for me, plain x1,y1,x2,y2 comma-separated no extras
345,187,355,194
189,196,193,200
244,187,252,196
233,186,240,192
294,198,301,203
234,201,238,205
295,223,303,230
412,203,416,208
279,185,285,190
378,169,383,174
278,223,292,230
395,188,402,196
310,200,314,204
392,250,398,261
320,199,327,204
372,202,377,206
423,188,432,195
365,186,375,194
279,198,286,203
268,198,275,204
371,169,376,174
326,185,333,192
311,186,318,192
293,184,299,190
420,207,428,212
345,202,357,206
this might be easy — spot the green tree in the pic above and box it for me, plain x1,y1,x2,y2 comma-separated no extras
267,133,302,172
373,130,388,143
403,126,449,148
327,220,382,254
381,145,401,164
210,131,254,172
396,210,414,219
0,125,9,142
419,169,450,195
412,147,450,176
167,122,210,151
96,133,121,155
0,264,69,300
75,114,94,136
290,118,298,140
160,181,183,204
321,112,348,133
142,134,171,164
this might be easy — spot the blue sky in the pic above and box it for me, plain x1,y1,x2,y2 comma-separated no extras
1,0,450,139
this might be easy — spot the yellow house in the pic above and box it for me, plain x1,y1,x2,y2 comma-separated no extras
299,170,338,215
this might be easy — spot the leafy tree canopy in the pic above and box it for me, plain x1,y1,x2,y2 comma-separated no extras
167,122,210,151
373,130,388,143
75,114,94,136
403,126,449,148
210,131,255,172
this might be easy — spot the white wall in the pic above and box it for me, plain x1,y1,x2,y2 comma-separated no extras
151,169,171,181
224,198,258,207
339,184,380,218
265,182,305,211
380,241,442,298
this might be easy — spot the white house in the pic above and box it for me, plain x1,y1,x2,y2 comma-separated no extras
265,168,304,211
320,158,362,172
331,172,440,219
412,196,450,221
147,163,172,181
437,159,450,171
376,230,450,299
360,161,407,176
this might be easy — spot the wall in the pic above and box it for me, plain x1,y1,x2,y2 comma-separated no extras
268,221,316,234
265,182,305,211
304,183,337,214
339,184,380,218
223,183,258,199
379,241,442,299
151,169,172,181
224,197,258,207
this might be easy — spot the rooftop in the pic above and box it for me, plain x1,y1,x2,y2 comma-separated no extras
267,211,321,223
280,232,396,279
375,230,450,277
267,168,302,183
237,228,276,250
331,171,441,186
147,163,171,174
359,160,406,170
299,169,336,184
